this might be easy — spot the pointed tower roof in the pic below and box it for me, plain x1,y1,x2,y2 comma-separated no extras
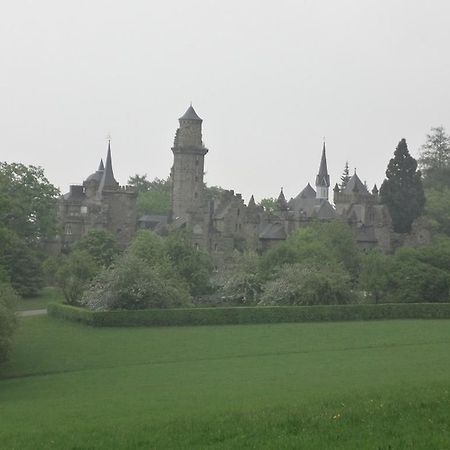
98,159,104,171
248,195,256,208
298,183,316,199
179,105,202,121
315,142,330,187
277,188,288,210
98,141,119,192
343,172,369,195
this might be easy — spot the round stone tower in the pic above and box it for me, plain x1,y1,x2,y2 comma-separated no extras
171,105,208,219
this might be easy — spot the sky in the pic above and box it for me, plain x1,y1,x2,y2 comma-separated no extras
1,0,449,203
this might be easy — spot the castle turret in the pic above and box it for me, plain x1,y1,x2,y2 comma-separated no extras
315,142,330,200
277,188,288,211
171,105,208,219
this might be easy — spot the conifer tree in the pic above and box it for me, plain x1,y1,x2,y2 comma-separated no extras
340,161,350,189
380,139,425,233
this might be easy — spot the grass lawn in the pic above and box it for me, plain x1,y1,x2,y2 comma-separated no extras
0,316,449,449
15,287,65,311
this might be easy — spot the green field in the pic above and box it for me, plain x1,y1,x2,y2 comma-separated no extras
1,316,450,449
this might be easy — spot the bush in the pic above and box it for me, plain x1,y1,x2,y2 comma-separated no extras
47,302,450,328
259,263,355,306
217,251,262,305
82,254,190,311
0,282,18,363
56,250,99,305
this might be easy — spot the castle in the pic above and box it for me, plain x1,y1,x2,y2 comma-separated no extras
58,105,429,260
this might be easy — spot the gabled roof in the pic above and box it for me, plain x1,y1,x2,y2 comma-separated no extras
179,105,202,121
313,200,337,219
259,222,287,240
297,183,316,200
342,173,369,194
315,142,330,187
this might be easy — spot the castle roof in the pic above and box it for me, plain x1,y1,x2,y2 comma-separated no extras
98,141,119,192
179,105,202,121
277,188,288,210
297,183,316,199
315,142,330,187
342,173,369,195
259,222,287,240
84,158,105,183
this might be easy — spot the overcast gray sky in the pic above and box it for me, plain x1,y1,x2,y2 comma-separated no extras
1,0,449,202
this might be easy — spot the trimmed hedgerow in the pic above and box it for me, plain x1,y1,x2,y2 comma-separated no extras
47,302,450,328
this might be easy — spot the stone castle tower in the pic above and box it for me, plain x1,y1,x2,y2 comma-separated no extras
171,105,208,220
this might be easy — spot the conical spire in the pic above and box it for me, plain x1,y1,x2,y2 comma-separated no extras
277,188,288,211
179,105,202,122
248,195,256,208
315,142,330,188
98,159,104,172
372,184,379,195
98,141,119,192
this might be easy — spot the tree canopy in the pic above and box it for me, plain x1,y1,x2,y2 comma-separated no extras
380,139,425,233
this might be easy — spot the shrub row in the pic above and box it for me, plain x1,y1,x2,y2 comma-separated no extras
47,302,450,328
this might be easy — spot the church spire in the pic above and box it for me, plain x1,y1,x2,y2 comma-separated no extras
98,159,104,172
315,141,330,200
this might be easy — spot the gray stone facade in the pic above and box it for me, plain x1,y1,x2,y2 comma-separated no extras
58,106,430,258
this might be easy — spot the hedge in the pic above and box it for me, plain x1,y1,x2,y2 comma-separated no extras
47,302,450,328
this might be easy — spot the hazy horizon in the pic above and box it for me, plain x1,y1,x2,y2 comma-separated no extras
1,0,449,203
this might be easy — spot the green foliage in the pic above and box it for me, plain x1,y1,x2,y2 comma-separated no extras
48,302,450,327
0,281,18,363
73,229,121,267
56,250,99,305
165,232,213,296
425,187,450,236
81,254,190,311
419,126,450,189
258,197,277,212
259,263,354,306
133,176,171,215
380,139,425,233
205,185,225,202
359,250,392,303
127,230,168,268
0,226,44,297
0,163,59,296
260,221,360,279
340,161,351,189
0,162,60,241
386,245,450,303
219,251,262,305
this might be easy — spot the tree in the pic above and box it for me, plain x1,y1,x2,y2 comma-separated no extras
424,188,450,236
73,230,121,267
259,263,354,306
340,161,351,189
0,163,59,241
135,177,171,215
127,174,152,192
82,254,190,311
0,281,18,363
56,250,99,305
359,250,392,303
258,197,277,212
419,126,450,189
380,139,425,233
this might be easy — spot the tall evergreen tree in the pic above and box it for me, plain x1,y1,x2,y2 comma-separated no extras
380,139,425,233
340,161,351,189
418,126,450,189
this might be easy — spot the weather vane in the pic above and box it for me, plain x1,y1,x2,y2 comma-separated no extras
106,133,112,144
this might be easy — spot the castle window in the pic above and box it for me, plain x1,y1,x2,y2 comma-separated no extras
65,224,72,235
237,208,240,217
194,192,198,198
80,206,88,215
195,157,199,166
195,175,199,182
235,224,238,232
214,243,218,251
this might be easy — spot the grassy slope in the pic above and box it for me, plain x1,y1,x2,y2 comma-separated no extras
0,317,449,449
